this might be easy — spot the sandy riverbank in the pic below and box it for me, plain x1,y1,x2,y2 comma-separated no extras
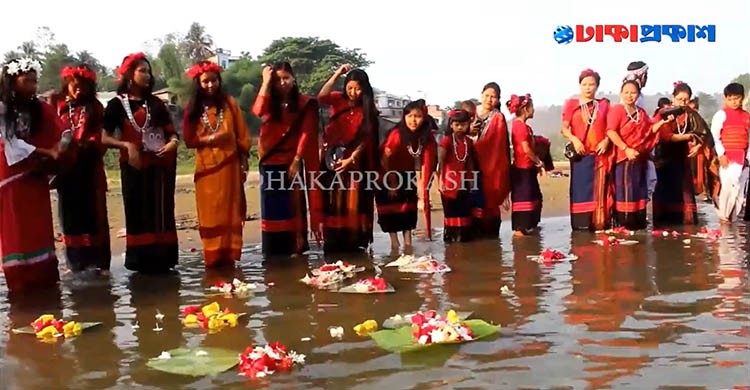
52,163,573,255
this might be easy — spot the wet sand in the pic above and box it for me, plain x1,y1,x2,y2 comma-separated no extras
56,163,574,255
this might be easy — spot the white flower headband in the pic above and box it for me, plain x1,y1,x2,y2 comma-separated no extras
4,58,43,77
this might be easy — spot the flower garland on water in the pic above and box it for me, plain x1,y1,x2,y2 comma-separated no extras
181,302,239,332
238,342,305,378
317,260,357,273
209,278,256,295
411,310,474,345
31,314,81,340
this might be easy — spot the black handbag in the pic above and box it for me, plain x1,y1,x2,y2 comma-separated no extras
565,104,596,162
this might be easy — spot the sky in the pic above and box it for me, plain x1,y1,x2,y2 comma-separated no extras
1,0,748,108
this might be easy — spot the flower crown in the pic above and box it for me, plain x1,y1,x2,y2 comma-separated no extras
61,65,97,82
185,61,222,79
4,58,43,77
116,52,147,77
507,93,532,113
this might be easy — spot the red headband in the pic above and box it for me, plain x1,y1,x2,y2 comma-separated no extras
61,65,97,82
579,68,600,84
673,80,686,87
116,52,147,77
448,109,462,118
186,62,222,79
507,93,532,114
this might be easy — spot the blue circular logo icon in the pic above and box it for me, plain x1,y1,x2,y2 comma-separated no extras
554,25,574,45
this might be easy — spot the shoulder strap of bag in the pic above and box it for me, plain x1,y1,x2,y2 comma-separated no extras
258,99,315,166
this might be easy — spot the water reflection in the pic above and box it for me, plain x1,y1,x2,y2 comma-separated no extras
0,206,748,388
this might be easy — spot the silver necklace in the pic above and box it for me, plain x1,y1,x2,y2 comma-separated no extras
625,106,640,123
67,103,86,134
119,95,151,133
407,139,422,157
675,114,688,135
580,99,598,126
201,106,224,134
452,133,468,162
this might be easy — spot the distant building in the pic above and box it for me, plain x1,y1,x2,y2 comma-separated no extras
206,49,241,69
374,89,411,122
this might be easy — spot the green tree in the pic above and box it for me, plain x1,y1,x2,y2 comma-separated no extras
181,22,214,63
39,44,76,92
258,37,371,94
222,58,263,132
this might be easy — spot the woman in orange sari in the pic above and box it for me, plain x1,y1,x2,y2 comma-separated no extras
183,61,252,267
470,82,511,238
253,62,322,257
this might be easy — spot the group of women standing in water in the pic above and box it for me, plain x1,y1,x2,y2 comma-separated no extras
0,53,744,294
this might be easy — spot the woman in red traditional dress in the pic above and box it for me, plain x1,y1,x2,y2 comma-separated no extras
0,58,65,293
183,61,252,266
561,69,612,231
606,78,674,230
470,82,511,238
508,94,545,236
102,53,179,273
438,109,480,242
253,62,322,257
50,64,111,272
652,81,712,226
318,65,380,253
377,101,437,250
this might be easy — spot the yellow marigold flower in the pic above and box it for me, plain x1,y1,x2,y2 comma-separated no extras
446,310,459,324
182,314,199,326
36,325,58,338
62,321,81,337
201,302,221,318
353,320,378,336
219,313,238,327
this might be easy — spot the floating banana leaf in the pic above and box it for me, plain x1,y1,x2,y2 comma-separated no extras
12,322,102,335
146,347,240,377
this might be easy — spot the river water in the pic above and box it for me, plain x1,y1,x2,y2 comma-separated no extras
0,204,748,389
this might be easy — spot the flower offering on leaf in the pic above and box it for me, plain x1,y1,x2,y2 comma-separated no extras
353,277,387,293
540,249,565,261
238,342,305,379
181,302,239,332
30,314,82,340
301,261,364,289
353,320,378,336
209,278,256,295
694,227,722,240
318,260,356,273
409,310,474,345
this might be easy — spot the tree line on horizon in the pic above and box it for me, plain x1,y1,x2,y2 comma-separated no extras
3,23,749,165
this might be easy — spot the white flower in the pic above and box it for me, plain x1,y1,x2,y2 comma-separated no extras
417,334,429,344
157,351,171,360
329,326,344,338
288,351,306,365
195,350,208,357
5,62,20,75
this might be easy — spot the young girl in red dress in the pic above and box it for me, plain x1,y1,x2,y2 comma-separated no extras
51,64,111,273
438,109,480,242
377,101,437,250
508,94,545,237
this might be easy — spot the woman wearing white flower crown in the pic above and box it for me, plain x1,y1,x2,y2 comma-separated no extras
102,52,179,273
0,58,67,293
